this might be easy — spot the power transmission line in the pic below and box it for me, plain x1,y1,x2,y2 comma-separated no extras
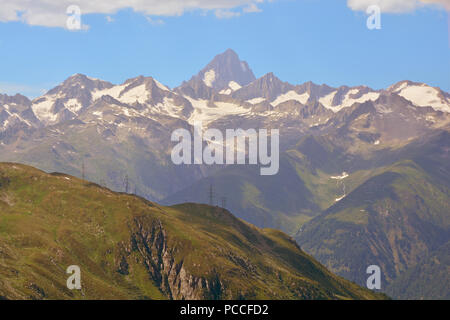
124,174,129,193
221,197,227,209
81,158,85,180
208,183,215,206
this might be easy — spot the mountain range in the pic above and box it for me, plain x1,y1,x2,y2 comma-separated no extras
0,49,449,299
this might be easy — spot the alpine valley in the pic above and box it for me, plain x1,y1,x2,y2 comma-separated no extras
0,49,449,299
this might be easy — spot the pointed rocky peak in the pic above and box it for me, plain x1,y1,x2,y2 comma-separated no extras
99,75,173,106
387,80,416,92
0,93,40,132
199,49,256,89
30,74,114,125
257,72,281,86
295,81,335,98
0,93,32,107
122,75,170,92
178,49,256,99
47,73,113,96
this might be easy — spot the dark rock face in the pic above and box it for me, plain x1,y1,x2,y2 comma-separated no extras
177,49,256,99
116,216,224,300
196,49,256,90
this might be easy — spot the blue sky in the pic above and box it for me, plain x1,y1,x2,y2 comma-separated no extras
0,0,448,98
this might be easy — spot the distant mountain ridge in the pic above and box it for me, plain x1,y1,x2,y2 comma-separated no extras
1,49,449,134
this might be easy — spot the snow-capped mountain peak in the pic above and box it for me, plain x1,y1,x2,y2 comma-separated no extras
318,86,381,112
179,49,256,96
0,94,39,133
388,81,450,113
2,50,450,136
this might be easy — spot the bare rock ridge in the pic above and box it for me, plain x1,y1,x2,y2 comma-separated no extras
194,48,256,90
117,216,222,299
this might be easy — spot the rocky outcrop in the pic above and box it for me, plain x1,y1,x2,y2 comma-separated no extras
115,215,224,300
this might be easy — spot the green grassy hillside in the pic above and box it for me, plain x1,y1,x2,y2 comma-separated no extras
0,163,384,300
297,160,449,281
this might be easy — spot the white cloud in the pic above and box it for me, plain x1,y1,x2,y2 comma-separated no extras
421,0,450,11
0,0,267,29
347,0,449,13
243,3,263,13
146,17,165,25
215,9,242,19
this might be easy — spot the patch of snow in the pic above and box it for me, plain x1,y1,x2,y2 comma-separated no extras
87,75,100,81
119,84,149,104
390,81,408,92
347,88,360,96
154,79,170,91
93,111,103,118
228,81,242,91
154,97,183,118
331,172,349,180
394,84,450,113
32,96,58,123
376,104,393,114
65,98,83,114
186,97,250,125
271,91,310,106
92,84,126,101
319,91,337,109
203,69,216,88
1,119,9,129
425,115,436,123
217,81,241,94
219,88,232,95
14,114,31,126
342,92,380,108
247,97,266,105
320,90,380,112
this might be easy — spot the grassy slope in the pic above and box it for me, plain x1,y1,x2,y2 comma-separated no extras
385,241,450,300
296,160,450,296
0,162,384,300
